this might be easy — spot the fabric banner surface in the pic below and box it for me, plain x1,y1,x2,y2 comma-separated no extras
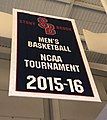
9,9,101,102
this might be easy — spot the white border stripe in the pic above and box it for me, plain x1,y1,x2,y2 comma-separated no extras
9,9,101,102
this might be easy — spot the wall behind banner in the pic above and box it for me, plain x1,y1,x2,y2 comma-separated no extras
0,58,107,120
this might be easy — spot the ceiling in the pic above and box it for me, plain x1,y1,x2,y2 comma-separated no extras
0,0,107,64
0,0,107,35
0,0,107,120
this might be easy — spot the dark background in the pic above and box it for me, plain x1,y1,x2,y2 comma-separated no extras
16,12,93,96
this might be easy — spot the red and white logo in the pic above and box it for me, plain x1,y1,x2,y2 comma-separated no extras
37,17,56,35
